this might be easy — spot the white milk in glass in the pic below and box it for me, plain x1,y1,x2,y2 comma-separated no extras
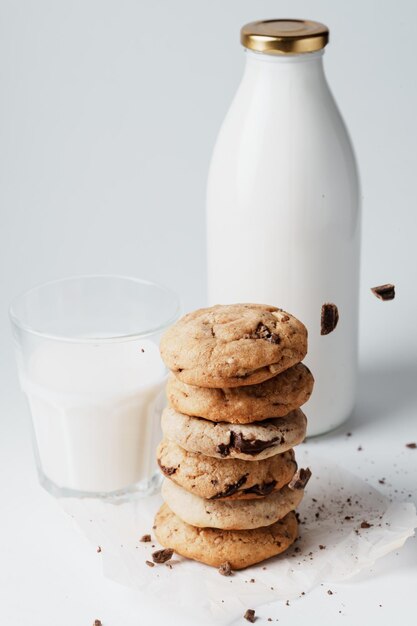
21,340,166,493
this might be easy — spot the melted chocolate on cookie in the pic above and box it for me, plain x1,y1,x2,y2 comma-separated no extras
210,475,248,499
216,430,284,457
242,480,277,496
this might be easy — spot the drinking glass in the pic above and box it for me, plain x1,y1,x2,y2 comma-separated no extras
9,275,181,499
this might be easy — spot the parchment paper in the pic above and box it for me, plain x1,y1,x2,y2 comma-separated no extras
60,449,417,625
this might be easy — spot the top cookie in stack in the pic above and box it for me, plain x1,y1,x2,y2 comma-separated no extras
154,303,313,570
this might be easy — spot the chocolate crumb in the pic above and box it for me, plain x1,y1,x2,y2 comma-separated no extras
327,589,333,595
218,561,233,576
319,545,326,550
360,521,372,529
140,348,145,353
145,560,154,567
357,446,363,451
346,432,352,437
93,621,102,626
244,609,256,623
406,442,417,449
96,546,102,553
286,600,290,606
152,548,174,564
344,516,353,521
288,467,312,490
249,578,255,583
140,534,151,543
371,283,395,301
378,478,386,485
321,303,339,335
268,619,273,623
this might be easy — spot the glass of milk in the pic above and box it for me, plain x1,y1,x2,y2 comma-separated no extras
10,275,180,499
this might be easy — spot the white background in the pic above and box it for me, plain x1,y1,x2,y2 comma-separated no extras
1,1,417,625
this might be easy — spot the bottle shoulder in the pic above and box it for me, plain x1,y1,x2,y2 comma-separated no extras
209,79,359,187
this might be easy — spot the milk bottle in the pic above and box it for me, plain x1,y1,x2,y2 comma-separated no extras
207,20,361,435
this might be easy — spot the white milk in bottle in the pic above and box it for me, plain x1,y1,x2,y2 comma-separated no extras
207,20,361,435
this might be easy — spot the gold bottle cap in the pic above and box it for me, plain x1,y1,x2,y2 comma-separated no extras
241,19,329,55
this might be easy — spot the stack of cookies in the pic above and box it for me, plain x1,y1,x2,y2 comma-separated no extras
154,304,313,570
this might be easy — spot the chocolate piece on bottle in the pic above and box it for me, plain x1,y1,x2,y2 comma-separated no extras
371,283,395,301
320,303,339,335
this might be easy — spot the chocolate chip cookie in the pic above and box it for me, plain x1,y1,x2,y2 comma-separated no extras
160,304,308,388
161,407,307,460
154,503,298,569
166,362,313,423
157,439,297,500
161,479,304,530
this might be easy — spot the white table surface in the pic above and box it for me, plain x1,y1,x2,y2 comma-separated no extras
1,295,417,626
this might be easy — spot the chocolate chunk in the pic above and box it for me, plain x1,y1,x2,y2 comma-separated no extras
244,609,256,623
233,432,279,455
157,459,177,476
152,548,174,564
406,442,417,449
371,283,395,301
216,442,231,457
145,560,155,567
218,561,233,576
319,545,326,550
321,303,339,335
288,468,312,490
252,322,280,344
140,534,151,542
360,521,372,529
242,480,277,496
216,431,279,457
210,475,248,499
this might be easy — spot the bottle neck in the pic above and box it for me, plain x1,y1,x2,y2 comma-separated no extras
243,48,326,82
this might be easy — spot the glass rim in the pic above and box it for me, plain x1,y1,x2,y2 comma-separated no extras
9,274,182,344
